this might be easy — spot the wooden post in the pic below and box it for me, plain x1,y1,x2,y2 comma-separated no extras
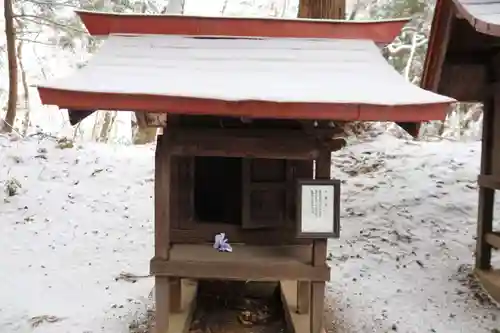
155,133,172,333
310,149,330,333
475,95,495,270
169,278,182,313
297,281,310,314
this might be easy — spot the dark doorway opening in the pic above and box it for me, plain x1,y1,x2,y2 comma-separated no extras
194,156,242,225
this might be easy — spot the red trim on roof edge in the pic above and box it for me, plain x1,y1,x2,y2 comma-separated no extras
38,87,450,122
76,10,408,44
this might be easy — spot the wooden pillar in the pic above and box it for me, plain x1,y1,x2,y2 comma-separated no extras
169,278,182,313
310,149,330,333
297,281,310,314
155,133,172,333
475,95,496,270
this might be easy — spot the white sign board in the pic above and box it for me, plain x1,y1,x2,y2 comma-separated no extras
300,184,335,233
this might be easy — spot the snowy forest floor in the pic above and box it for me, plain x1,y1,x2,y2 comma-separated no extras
1,133,500,333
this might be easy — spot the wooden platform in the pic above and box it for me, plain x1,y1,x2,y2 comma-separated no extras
150,244,330,281
475,268,500,304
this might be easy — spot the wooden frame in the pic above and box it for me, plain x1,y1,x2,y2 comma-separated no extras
296,179,340,239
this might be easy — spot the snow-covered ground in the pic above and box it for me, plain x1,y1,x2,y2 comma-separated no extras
1,133,499,333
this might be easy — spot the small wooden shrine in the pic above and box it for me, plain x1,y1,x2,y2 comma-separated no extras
37,10,454,333
420,0,500,304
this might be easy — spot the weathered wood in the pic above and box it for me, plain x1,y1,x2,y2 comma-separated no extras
242,158,288,229
150,244,330,282
438,63,486,101
156,277,170,333
155,134,171,259
485,232,500,249
310,149,330,333
475,269,500,304
151,259,330,282
164,128,345,160
177,156,195,230
297,281,310,314
477,174,500,189
169,278,182,313
475,94,495,270
292,159,314,315
281,281,310,333
154,134,172,333
171,223,313,245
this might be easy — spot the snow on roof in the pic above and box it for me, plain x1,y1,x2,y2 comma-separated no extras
37,34,455,121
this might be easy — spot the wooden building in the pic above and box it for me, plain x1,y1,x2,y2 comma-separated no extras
37,10,454,333
419,0,500,304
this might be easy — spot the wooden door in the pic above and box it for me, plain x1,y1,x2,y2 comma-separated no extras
242,159,313,229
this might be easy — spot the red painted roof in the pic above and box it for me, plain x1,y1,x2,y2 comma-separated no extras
36,12,455,123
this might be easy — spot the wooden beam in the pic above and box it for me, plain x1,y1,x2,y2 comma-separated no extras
171,222,313,245
165,128,345,160
478,175,500,190
150,258,330,282
485,232,500,249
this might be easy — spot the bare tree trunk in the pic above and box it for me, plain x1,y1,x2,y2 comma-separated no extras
91,112,102,140
2,0,18,133
298,0,345,19
165,0,185,13
17,40,31,135
98,112,113,142
98,111,118,142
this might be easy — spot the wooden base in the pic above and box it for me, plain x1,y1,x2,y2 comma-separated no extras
154,279,323,333
154,279,197,333
475,268,500,304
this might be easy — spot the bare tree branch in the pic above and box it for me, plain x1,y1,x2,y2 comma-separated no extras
17,38,56,46
22,0,79,7
14,14,86,33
